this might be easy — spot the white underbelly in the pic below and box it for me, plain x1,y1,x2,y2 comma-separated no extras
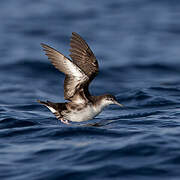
65,106,100,122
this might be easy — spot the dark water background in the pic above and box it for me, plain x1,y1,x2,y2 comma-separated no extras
1,0,180,179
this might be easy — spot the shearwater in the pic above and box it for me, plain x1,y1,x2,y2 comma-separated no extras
37,32,123,124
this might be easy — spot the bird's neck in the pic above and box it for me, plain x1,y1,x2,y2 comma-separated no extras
92,96,109,112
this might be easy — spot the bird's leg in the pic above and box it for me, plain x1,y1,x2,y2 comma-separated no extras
60,118,70,125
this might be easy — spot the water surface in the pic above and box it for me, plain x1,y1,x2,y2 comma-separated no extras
1,1,180,179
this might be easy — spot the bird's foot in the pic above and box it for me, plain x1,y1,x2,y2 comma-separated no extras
60,118,70,125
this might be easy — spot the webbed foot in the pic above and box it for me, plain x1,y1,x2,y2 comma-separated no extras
60,118,70,125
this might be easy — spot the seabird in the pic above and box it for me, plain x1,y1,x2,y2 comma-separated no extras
37,32,123,124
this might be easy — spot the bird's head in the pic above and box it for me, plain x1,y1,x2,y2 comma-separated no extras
102,94,123,107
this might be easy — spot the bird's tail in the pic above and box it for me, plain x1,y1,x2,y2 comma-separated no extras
37,100,54,107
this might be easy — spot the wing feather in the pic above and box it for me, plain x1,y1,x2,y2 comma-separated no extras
41,43,89,100
69,32,99,79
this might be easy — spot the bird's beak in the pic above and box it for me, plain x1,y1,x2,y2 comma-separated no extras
114,100,123,107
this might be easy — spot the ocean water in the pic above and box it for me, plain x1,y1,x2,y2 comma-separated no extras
1,0,180,179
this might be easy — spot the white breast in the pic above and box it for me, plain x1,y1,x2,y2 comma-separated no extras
65,105,101,122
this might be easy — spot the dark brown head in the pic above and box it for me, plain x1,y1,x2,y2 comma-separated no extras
102,94,123,107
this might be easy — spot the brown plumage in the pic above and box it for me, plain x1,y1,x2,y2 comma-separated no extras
38,32,123,124
70,32,99,79
41,43,89,101
37,100,67,121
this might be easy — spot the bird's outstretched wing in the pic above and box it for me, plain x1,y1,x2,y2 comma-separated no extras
41,43,89,101
69,32,99,81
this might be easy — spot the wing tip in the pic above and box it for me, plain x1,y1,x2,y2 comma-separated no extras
72,32,78,35
40,43,49,49
72,32,82,39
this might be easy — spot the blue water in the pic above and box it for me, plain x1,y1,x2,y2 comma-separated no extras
1,0,180,179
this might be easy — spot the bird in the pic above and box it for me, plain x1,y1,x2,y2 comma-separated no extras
37,32,123,124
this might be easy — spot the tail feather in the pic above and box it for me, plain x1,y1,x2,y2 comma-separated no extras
37,100,58,113
37,99,67,113
37,100,49,106
37,100,64,119
37,100,56,107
